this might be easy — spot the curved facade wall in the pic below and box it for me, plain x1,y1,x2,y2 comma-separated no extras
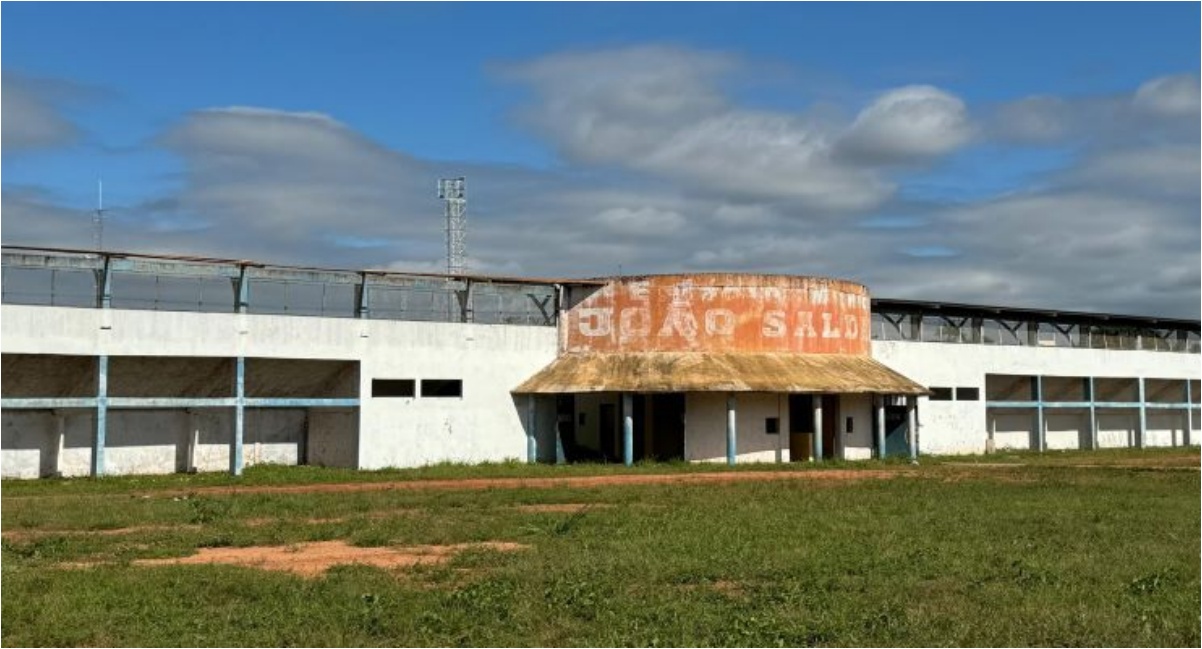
561,274,871,355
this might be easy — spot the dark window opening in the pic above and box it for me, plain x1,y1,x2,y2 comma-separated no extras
421,379,463,398
930,387,954,401
765,417,779,435
845,416,854,434
956,387,980,401
372,379,415,397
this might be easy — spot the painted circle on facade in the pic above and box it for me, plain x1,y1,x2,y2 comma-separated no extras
562,274,871,355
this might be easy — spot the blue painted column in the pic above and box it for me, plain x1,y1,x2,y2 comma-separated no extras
875,395,886,459
231,356,245,476
1186,379,1194,447
1136,377,1146,449
526,395,537,463
812,396,823,462
907,395,918,462
91,355,108,476
725,394,737,466
1033,376,1045,452
1086,377,1097,450
622,393,634,467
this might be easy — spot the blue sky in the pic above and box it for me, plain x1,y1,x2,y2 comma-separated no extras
3,3,1199,316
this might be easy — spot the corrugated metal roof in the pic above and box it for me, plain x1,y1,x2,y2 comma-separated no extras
513,352,929,395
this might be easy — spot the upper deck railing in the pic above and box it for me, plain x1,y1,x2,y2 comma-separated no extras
0,246,602,326
870,298,1201,354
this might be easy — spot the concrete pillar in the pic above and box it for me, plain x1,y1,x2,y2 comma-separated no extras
1033,375,1045,452
812,395,823,462
725,394,737,466
775,395,783,464
907,395,918,462
622,393,634,467
875,396,886,459
1136,377,1146,449
1186,379,1193,447
91,355,108,477
1086,377,1097,451
187,410,201,473
231,356,245,476
48,410,67,478
526,395,537,463
987,411,997,454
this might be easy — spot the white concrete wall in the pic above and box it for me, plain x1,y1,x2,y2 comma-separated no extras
2,305,558,475
873,340,1200,455
685,393,786,463
839,394,875,460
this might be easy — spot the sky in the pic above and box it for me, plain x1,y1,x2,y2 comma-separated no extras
2,3,1199,318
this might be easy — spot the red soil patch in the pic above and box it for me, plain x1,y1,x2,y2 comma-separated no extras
130,540,527,578
136,469,904,499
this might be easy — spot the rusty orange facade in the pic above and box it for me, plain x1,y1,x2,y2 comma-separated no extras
561,274,872,355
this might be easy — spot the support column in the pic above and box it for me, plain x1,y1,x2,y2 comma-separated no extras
49,410,67,478
622,393,634,467
1136,377,1146,449
526,395,537,463
1186,380,1194,447
812,395,824,462
987,411,997,454
231,357,245,476
907,395,918,462
726,394,737,466
875,396,886,459
91,355,108,476
1086,377,1097,451
187,410,201,473
1033,375,1045,452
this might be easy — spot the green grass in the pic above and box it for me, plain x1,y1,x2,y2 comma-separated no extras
3,448,1199,647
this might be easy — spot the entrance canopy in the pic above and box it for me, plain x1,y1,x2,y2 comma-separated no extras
514,352,928,395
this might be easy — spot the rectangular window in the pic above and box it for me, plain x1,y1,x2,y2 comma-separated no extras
765,417,779,435
956,387,980,401
929,387,953,401
372,379,415,398
421,379,463,398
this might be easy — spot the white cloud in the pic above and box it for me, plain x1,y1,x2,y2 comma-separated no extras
594,207,686,235
837,85,973,162
1133,73,1200,117
502,47,976,212
1,73,83,152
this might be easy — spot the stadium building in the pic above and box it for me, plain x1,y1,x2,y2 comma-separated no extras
1,245,1198,479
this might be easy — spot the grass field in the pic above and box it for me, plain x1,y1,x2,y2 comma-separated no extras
3,448,1199,647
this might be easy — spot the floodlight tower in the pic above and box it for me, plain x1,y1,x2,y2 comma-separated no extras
438,177,467,276
93,179,105,252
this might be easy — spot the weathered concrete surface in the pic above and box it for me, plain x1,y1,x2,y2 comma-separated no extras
562,275,871,355
1,354,96,397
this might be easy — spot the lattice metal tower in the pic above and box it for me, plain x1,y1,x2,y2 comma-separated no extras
93,179,105,252
438,177,467,276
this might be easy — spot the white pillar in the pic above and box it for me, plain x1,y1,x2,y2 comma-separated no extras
875,396,886,459
812,396,824,462
907,395,918,462
725,394,737,466
622,393,634,467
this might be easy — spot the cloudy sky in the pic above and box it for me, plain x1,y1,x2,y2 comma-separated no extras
2,3,1198,317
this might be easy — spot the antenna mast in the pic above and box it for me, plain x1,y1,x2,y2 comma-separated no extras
438,177,466,276
93,179,105,252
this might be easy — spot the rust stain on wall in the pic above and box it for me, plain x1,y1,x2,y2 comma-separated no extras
563,274,871,355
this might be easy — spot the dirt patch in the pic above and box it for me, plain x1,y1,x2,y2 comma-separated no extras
127,540,527,578
513,503,615,514
121,469,905,500
2,523,201,541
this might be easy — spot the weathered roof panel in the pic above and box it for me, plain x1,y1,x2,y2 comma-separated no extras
514,352,929,395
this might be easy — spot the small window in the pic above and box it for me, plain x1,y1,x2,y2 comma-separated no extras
421,379,463,398
372,379,415,398
765,417,779,435
956,387,980,401
845,416,854,434
929,387,953,401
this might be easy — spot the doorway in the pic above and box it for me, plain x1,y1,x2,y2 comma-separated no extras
649,393,686,461
821,395,839,460
883,405,909,457
788,394,814,461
